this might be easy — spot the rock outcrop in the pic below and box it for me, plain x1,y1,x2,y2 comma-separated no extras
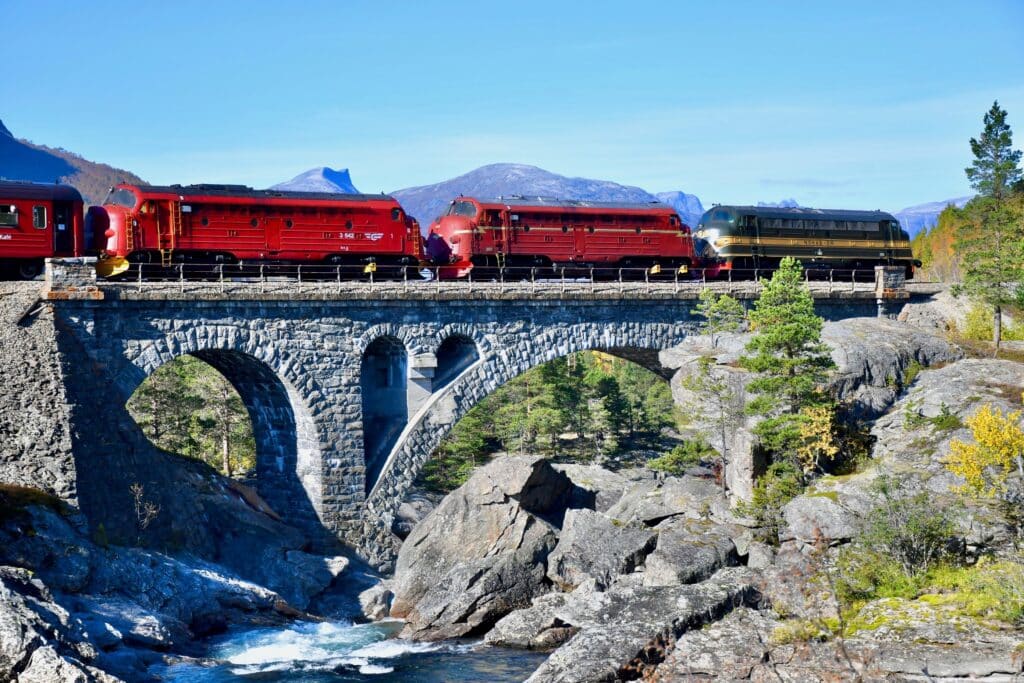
0,491,349,681
781,358,1024,549
545,508,655,590
661,319,961,502
389,456,572,640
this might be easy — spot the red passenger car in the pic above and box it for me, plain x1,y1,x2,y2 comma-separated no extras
95,183,422,276
0,181,85,279
424,196,694,277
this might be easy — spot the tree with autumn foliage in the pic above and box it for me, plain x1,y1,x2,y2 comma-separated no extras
946,403,1024,497
956,101,1024,353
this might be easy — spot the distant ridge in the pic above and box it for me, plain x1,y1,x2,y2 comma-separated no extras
757,198,801,208
388,163,697,228
894,196,973,237
0,118,145,204
271,167,359,194
654,191,705,227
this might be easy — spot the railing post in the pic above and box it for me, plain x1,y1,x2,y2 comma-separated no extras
467,266,472,293
259,264,265,293
179,264,185,293
531,267,536,294
618,268,623,294
403,265,408,292
297,264,302,284
592,266,596,293
851,269,856,292
499,266,505,292
561,267,566,294
219,263,224,293
436,267,441,294
828,269,833,294
137,262,143,292
336,265,341,294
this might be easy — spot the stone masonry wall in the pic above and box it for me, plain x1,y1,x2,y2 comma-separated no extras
0,283,77,502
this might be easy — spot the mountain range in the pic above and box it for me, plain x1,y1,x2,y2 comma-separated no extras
0,119,145,204
387,163,705,229
0,120,969,236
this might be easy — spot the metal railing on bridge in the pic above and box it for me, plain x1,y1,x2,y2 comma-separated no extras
103,262,907,296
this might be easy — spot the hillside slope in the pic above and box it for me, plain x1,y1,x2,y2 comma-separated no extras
0,119,145,204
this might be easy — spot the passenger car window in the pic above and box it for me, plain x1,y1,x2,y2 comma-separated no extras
0,205,17,227
33,206,47,229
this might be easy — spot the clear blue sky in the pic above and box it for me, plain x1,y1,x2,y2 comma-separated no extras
3,0,1022,210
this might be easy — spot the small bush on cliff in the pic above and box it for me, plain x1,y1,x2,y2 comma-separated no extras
647,439,716,475
737,461,803,545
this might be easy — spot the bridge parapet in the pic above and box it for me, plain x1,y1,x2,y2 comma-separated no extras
42,259,937,305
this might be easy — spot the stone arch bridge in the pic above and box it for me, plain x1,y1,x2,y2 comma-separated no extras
43,264,914,566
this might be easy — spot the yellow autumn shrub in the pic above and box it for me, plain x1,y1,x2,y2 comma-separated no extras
945,403,1024,496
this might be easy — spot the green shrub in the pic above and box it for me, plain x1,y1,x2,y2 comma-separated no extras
647,440,715,475
858,476,958,576
737,460,804,545
962,302,1024,342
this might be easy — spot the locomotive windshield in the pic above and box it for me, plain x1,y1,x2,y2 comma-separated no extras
104,188,138,210
447,201,477,218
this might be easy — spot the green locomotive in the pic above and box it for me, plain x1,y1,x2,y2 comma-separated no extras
693,205,921,278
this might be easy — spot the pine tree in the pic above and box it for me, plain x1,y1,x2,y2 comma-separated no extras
740,257,835,467
957,101,1024,352
695,289,746,347
965,101,1022,201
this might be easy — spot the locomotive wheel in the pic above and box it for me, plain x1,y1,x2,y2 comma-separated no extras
16,261,42,280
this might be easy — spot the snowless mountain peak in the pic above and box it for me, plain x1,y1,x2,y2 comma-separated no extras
388,163,706,229
270,167,359,194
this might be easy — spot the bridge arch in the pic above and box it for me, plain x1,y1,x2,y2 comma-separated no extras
130,338,324,536
361,334,409,493
364,321,689,527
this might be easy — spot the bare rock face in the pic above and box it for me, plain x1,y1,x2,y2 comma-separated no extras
389,456,573,640
525,567,760,683
545,508,656,590
822,317,963,420
642,518,738,587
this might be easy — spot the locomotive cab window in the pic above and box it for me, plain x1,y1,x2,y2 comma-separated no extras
0,205,16,227
32,206,47,229
105,189,138,209
449,201,477,218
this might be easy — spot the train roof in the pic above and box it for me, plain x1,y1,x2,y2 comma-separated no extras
711,205,897,222
123,183,398,204
471,195,673,212
0,180,83,202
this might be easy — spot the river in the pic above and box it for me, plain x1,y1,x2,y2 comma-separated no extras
158,618,546,682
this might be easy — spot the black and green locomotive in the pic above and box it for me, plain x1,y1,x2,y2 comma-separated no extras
693,205,921,278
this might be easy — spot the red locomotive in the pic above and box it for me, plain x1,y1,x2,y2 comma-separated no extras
424,195,695,277
0,181,85,279
93,183,422,276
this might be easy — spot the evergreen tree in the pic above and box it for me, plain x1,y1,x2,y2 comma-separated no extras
957,102,1024,352
695,289,746,347
965,101,1022,201
739,257,835,468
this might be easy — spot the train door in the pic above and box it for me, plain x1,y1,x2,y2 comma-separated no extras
52,201,75,254
264,215,282,253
